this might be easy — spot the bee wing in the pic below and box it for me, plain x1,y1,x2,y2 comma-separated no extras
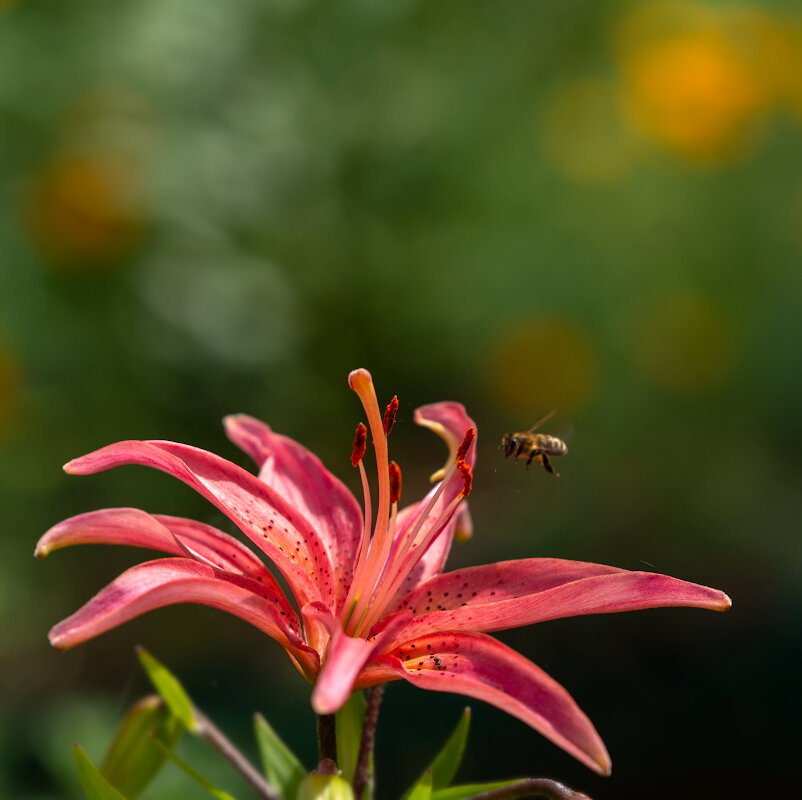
525,409,558,433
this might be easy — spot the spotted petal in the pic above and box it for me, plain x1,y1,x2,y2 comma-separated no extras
224,414,362,612
383,559,731,647
48,558,319,678
379,632,611,775
64,441,335,609
306,605,413,715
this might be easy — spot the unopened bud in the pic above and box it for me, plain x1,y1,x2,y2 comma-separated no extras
296,772,355,800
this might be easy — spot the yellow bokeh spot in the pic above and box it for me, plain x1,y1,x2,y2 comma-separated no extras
616,1,770,162
632,291,737,393
27,153,144,269
538,78,640,184
487,319,598,418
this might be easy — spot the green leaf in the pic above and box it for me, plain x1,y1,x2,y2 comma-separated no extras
406,769,432,800
152,738,238,800
136,647,196,731
74,745,129,800
429,707,470,790
101,695,184,798
334,691,367,784
253,712,306,798
402,708,471,799
431,780,519,800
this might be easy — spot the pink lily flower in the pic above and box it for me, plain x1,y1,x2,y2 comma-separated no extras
37,368,730,775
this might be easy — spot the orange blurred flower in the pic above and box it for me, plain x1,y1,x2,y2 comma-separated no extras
487,319,598,418
0,343,21,432
616,1,770,162
27,153,144,269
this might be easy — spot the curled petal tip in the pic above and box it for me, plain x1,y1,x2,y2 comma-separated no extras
310,686,341,716
48,628,70,652
717,591,733,611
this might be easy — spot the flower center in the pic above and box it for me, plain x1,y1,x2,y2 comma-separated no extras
341,369,472,637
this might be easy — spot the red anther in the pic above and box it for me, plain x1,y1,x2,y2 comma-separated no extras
389,460,402,504
351,422,368,466
382,395,399,435
457,459,473,497
456,427,475,461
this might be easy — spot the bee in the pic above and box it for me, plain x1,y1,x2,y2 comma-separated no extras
501,411,567,476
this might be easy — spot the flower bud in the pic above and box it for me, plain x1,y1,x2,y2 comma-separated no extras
296,772,355,800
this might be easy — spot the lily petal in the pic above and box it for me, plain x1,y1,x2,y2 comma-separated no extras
64,441,335,609
380,632,611,776
307,606,413,715
49,558,318,678
37,508,177,558
414,402,478,477
36,508,284,589
384,559,731,646
224,414,362,612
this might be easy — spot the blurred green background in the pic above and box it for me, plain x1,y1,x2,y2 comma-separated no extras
2,0,801,797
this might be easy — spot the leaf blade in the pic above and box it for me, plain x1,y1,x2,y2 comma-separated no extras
136,647,196,730
101,695,183,798
253,712,306,798
74,745,129,800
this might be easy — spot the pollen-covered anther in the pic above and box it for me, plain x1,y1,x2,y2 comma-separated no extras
383,395,399,435
351,422,368,467
456,427,475,461
458,459,473,497
389,460,402,504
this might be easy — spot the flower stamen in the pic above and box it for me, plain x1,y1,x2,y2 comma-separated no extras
382,396,399,435
351,422,367,467
389,461,402,505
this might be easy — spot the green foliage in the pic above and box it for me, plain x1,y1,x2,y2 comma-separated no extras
101,695,183,798
405,769,432,800
254,712,306,798
403,708,471,799
73,745,128,800
136,647,197,732
151,739,238,800
335,691,368,785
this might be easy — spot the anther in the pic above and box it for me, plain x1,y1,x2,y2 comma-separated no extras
456,427,475,461
457,459,473,497
389,461,402,504
383,396,399,435
351,422,368,466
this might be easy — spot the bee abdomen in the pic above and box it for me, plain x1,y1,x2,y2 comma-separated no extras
540,435,567,455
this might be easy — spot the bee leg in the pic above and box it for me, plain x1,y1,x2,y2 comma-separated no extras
515,441,526,462
540,454,559,477
525,450,540,469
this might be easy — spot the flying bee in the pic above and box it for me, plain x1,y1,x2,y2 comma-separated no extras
501,410,567,476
